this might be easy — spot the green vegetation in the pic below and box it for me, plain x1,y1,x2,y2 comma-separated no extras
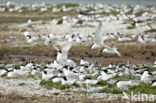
12,64,20,70
91,80,119,93
127,21,136,29
0,66,6,70
136,20,144,23
73,82,80,87
100,82,156,94
77,19,83,24
145,29,156,33
0,3,79,14
113,75,134,81
139,66,156,72
82,83,87,89
0,17,28,24
101,10,119,16
0,74,7,77
55,3,79,9
146,67,156,72
100,11,110,16
110,10,119,16
127,25,135,29
18,82,25,86
0,17,52,24
126,10,133,15
91,80,110,87
40,80,71,90
135,10,144,17
57,19,63,24
83,75,96,80
82,80,156,94
128,82,156,94
21,7,29,13
82,80,123,94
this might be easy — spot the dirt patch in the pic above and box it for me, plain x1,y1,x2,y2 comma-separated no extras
0,11,77,19
0,93,155,103
0,43,155,65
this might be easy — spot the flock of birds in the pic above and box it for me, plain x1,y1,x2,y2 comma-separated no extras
2,2,156,32
0,58,156,92
0,2,155,28
24,20,156,47
24,22,122,56
0,2,156,93
0,21,156,92
0,1,77,13
51,4,155,31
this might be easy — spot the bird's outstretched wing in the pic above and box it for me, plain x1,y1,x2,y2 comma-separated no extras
115,50,121,57
62,42,72,60
113,45,121,57
94,22,103,45
94,22,111,49
52,44,60,52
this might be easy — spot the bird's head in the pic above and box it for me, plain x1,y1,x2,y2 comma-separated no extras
26,35,31,39
44,71,47,74
57,50,62,53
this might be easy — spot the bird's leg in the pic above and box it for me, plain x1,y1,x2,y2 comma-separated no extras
99,49,103,57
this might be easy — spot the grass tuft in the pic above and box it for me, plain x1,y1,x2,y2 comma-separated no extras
1,73,7,77
40,80,54,89
101,88,123,94
145,29,156,33
57,19,63,24
40,80,71,90
18,82,25,86
55,3,79,9
113,75,134,81
83,75,96,80
0,66,7,70
73,82,80,87
128,82,156,94
12,65,20,70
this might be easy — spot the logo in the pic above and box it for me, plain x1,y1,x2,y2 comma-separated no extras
122,91,155,102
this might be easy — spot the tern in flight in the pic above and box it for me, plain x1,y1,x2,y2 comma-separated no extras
91,22,121,56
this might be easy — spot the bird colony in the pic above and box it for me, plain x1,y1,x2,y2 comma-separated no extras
1,21,156,94
0,2,156,95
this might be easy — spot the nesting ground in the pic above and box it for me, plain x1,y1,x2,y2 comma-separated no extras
0,7,156,103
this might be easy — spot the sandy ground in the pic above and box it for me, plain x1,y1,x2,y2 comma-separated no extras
0,77,121,103
1,77,156,103
15,20,156,36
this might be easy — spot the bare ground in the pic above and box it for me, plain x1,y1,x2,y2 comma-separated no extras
0,43,155,66
1,93,156,103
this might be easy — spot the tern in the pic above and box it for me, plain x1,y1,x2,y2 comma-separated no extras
115,80,138,89
102,45,121,56
53,42,72,65
90,22,111,50
27,19,32,28
141,71,154,83
86,82,108,93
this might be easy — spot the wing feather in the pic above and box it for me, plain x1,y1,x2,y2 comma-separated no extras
62,42,72,60
94,22,103,44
